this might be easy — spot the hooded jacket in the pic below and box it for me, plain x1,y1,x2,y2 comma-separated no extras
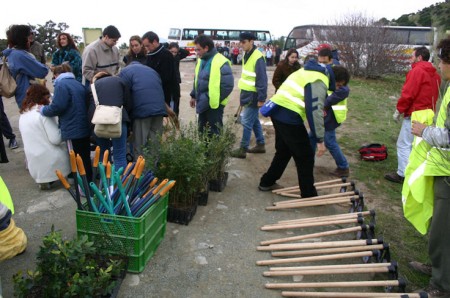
396,61,441,117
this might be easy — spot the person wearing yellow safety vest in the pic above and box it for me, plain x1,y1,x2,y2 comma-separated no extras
230,32,268,159
405,38,450,297
258,60,328,197
189,35,234,136
309,48,350,178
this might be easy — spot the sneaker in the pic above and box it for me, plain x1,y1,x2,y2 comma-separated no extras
330,168,349,177
247,143,266,154
230,147,246,159
9,138,18,149
409,261,432,276
258,183,284,192
384,172,404,183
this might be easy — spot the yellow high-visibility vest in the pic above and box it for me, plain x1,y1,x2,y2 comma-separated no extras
270,68,329,120
402,88,450,234
194,53,231,108
238,49,264,92
332,99,348,123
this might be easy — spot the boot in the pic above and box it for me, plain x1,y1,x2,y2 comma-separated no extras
330,168,349,177
230,147,246,159
247,143,266,154
384,172,404,183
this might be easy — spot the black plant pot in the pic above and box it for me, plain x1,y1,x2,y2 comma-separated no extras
196,189,209,206
167,202,198,225
209,171,229,192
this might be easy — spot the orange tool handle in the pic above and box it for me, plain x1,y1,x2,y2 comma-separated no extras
150,177,158,188
135,158,146,179
56,170,70,189
132,156,143,175
106,162,111,179
76,154,86,175
102,149,109,166
69,150,77,173
160,181,176,196
93,146,101,168
152,179,169,195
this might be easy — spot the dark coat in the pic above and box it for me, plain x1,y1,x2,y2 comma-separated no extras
41,73,90,140
145,44,177,105
119,62,167,119
272,61,301,91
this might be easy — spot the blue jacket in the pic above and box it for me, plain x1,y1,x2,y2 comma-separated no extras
189,48,234,114
42,73,90,140
119,62,166,119
2,48,48,108
240,46,267,107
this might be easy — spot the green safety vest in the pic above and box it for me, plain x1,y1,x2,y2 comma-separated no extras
402,88,450,234
238,49,264,92
270,68,329,120
194,53,231,108
332,98,348,123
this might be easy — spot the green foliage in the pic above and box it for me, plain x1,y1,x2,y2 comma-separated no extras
387,1,450,30
203,118,237,182
13,227,126,297
339,75,430,289
30,20,82,59
147,122,208,208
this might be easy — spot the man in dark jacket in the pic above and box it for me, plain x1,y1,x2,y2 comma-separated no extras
385,46,441,183
142,31,177,107
119,61,167,160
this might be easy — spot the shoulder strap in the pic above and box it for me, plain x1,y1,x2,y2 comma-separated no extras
91,83,99,106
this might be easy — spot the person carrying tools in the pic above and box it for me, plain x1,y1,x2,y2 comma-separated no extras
230,32,268,158
258,58,328,197
385,46,441,184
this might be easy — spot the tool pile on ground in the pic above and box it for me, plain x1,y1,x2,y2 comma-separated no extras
56,147,175,217
256,178,428,298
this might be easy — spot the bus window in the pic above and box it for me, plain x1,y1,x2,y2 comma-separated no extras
409,30,432,45
168,28,181,40
216,30,228,40
183,29,199,40
229,31,240,40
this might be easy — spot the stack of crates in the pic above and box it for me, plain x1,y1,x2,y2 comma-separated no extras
76,194,168,273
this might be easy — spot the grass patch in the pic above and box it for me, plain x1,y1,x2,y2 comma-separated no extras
338,75,430,289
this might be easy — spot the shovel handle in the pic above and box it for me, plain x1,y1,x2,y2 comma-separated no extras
76,154,86,175
153,179,169,195
135,158,145,179
56,170,70,189
69,150,77,173
160,180,176,196
106,162,111,179
102,149,109,166
93,146,101,168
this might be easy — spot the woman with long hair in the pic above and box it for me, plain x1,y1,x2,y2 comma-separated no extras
51,33,82,82
19,84,70,189
123,35,146,65
272,48,301,92
2,24,48,108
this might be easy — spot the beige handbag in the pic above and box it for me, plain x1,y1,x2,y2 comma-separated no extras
0,57,17,98
91,83,122,139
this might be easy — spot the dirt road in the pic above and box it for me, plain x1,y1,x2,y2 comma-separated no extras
1,61,368,298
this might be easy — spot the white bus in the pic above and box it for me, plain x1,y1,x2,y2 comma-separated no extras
283,24,438,63
168,28,272,59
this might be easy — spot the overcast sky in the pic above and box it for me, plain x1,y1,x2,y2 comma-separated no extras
0,0,443,44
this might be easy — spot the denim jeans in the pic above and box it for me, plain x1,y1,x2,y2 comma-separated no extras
240,105,265,149
309,130,349,169
96,122,128,171
396,118,413,177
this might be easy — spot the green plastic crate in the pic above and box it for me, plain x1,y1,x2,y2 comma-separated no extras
76,194,168,273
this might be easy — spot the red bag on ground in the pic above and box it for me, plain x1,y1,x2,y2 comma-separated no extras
358,144,388,161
